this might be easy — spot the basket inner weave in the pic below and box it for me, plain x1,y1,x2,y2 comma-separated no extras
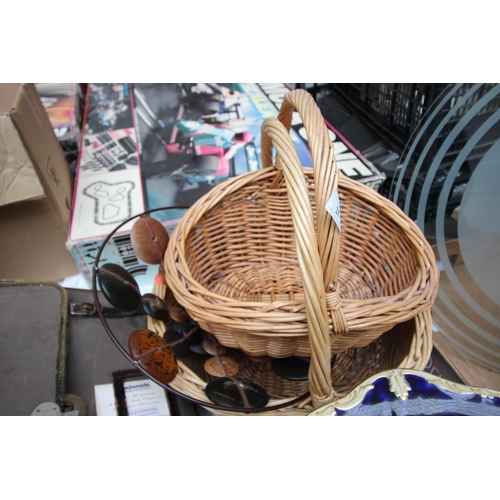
184,171,420,305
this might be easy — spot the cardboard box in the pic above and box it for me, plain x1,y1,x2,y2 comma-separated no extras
68,83,385,292
0,83,77,282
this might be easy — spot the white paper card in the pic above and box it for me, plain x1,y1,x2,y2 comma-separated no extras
94,378,171,416
326,188,341,231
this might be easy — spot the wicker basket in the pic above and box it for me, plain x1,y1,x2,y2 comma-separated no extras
148,282,433,415
164,89,439,408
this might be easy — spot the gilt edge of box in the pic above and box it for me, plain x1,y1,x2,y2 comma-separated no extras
67,83,385,291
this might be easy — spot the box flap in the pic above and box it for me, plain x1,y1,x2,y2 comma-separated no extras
0,114,45,206
9,84,73,222
0,83,21,114
0,197,77,281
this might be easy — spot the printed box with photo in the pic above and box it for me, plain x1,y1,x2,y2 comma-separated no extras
67,83,385,292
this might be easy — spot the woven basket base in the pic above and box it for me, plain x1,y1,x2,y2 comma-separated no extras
208,262,375,303
148,306,432,416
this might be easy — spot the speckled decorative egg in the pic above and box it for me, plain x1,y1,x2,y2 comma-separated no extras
128,328,178,384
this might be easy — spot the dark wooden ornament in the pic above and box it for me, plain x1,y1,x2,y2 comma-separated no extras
205,378,269,409
141,293,170,321
168,306,191,324
202,339,226,356
97,263,142,312
131,215,169,265
163,328,191,359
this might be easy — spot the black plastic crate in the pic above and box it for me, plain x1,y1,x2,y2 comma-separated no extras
387,83,500,223
329,83,448,152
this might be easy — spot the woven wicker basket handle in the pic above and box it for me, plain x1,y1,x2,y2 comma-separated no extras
265,89,347,335
262,117,335,408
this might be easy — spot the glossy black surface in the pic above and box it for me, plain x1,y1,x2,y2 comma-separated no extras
189,342,209,355
163,328,191,359
189,329,218,355
168,306,191,324
272,356,310,381
176,321,203,345
141,293,170,321
97,263,142,312
205,377,269,409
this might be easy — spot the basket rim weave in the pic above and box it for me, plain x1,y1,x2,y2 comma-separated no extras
167,170,437,319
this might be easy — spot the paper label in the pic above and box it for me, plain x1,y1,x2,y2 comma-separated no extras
94,378,171,416
326,188,341,231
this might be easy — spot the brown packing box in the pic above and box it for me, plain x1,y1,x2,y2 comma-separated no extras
0,83,77,281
